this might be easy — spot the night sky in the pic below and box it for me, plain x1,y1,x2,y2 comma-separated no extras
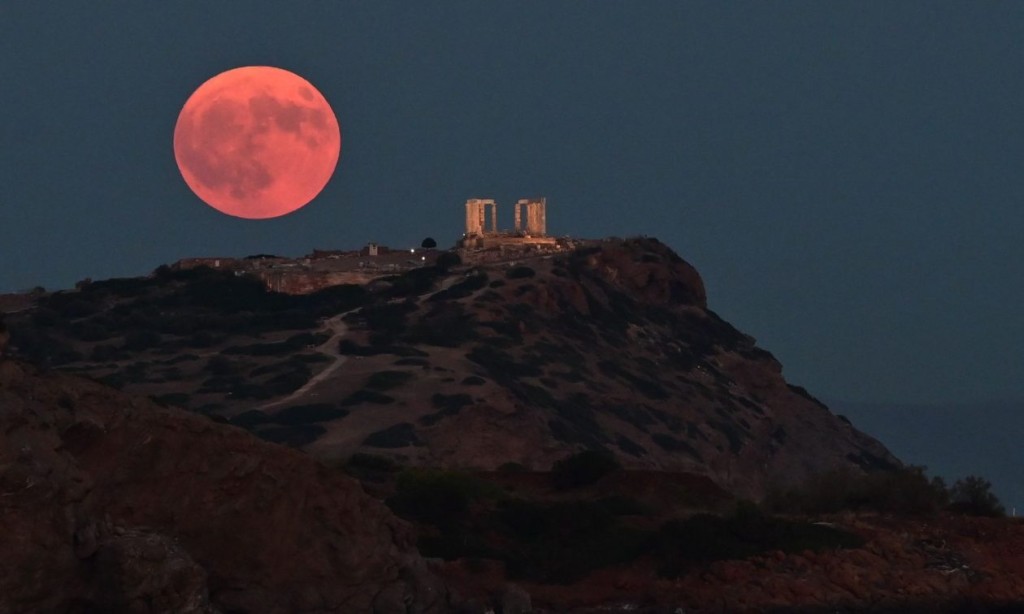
3,4,1022,500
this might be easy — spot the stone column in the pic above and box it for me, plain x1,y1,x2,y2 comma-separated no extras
538,197,547,236
465,199,483,235
526,202,539,236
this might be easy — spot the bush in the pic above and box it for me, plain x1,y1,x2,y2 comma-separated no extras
427,273,488,302
347,453,399,473
651,506,863,578
359,301,417,333
387,469,501,529
365,370,415,391
435,251,462,272
765,466,950,516
271,404,349,425
506,266,536,279
496,499,648,584
231,410,269,427
497,462,528,474
948,476,1005,517
419,393,474,426
256,424,325,447
383,268,443,298
550,450,620,490
404,304,477,348
340,389,395,406
363,423,421,448
150,392,190,407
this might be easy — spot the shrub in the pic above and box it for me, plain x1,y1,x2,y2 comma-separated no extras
60,298,102,319
340,389,395,406
651,506,863,578
384,268,443,298
231,410,269,427
467,345,542,380
387,469,501,528
222,341,292,356
506,266,536,279
359,301,417,333
404,304,478,347
347,453,399,473
765,465,950,516
419,393,474,426
427,273,488,302
365,370,415,391
948,476,1005,517
256,424,325,448
363,423,421,448
271,404,349,425
496,499,648,584
550,450,620,490
150,392,190,407
497,462,528,474
284,332,329,348
435,251,462,272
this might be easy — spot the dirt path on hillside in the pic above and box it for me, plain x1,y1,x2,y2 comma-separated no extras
258,309,356,411
257,272,464,412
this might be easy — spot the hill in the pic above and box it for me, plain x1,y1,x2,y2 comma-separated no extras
3,237,895,497
5,237,1024,612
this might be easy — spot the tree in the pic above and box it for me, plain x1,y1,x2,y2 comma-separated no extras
948,476,1005,517
420,237,437,249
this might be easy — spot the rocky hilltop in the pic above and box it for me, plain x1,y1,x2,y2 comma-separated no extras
4,238,894,497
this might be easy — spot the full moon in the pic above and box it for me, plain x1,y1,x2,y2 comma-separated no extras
173,66,341,219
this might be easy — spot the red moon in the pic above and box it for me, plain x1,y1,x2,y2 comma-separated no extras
173,66,341,219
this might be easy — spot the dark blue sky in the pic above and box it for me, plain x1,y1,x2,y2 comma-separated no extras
3,2,1023,408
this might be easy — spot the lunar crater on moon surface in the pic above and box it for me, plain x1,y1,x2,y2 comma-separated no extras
173,66,341,219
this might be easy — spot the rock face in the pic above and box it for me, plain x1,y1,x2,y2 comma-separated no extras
0,360,445,613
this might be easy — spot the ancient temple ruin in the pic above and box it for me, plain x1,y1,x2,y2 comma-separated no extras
459,197,557,252
464,197,546,237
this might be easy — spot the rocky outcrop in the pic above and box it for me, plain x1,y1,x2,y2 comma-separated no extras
0,360,447,613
